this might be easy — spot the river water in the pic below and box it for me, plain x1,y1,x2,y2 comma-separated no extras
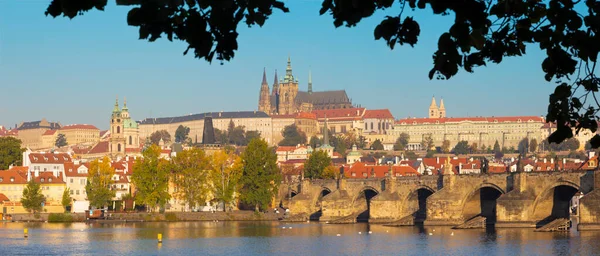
0,221,598,255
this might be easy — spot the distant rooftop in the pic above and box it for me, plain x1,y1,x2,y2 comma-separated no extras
138,111,269,125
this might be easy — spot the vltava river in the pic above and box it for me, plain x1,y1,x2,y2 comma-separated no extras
0,221,597,255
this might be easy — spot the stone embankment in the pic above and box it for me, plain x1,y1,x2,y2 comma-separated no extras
9,211,283,223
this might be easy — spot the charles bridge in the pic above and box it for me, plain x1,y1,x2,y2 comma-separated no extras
279,168,600,230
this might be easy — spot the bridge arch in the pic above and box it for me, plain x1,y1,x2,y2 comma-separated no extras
531,180,581,225
461,183,506,224
309,187,333,221
353,186,380,222
402,185,436,222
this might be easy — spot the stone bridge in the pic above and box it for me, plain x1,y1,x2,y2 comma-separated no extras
279,170,600,230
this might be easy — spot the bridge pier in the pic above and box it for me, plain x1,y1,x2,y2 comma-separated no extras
579,171,600,230
495,172,537,228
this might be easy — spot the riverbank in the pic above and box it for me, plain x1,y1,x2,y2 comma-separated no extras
9,211,283,223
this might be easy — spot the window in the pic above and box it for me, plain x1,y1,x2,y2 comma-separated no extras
48,178,53,182
129,136,132,145
70,178,74,183
118,144,122,152
41,178,45,182
117,126,121,133
70,190,74,195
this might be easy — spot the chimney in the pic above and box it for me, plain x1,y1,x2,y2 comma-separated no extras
563,158,566,164
551,158,554,164
436,157,439,164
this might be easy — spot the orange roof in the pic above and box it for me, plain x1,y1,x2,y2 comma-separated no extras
99,130,109,137
347,162,419,178
312,108,365,119
29,152,72,164
33,172,64,184
88,141,109,154
276,146,303,152
61,124,99,130
43,130,58,136
364,109,394,119
295,112,317,119
396,116,545,125
64,163,88,177
0,170,28,184
0,193,9,202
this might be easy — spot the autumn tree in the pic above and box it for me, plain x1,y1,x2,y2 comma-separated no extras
132,144,171,211
209,149,243,212
304,150,333,179
171,148,210,210
323,166,339,179
86,156,116,208
441,140,451,153
21,180,45,214
371,139,384,150
394,133,410,151
421,135,434,151
149,130,171,145
61,187,71,212
55,133,68,148
0,137,23,169
279,124,307,146
174,125,190,143
239,138,280,211
470,142,479,154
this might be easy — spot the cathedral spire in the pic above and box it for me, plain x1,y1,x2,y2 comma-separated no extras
308,69,313,94
439,97,445,109
113,95,120,113
262,67,268,85
430,96,438,109
284,56,295,83
272,69,279,96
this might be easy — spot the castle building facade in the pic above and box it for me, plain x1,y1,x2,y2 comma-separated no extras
258,57,353,115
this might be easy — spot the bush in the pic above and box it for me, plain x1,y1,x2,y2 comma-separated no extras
34,213,41,219
165,213,178,222
48,213,74,222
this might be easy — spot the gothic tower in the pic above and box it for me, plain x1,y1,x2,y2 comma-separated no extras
439,98,446,118
258,68,271,113
308,69,313,94
278,56,299,115
429,96,439,118
110,97,126,158
272,70,279,96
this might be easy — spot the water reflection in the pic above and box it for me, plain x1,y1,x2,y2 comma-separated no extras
1,221,599,255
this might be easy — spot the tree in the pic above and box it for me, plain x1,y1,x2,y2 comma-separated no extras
562,138,581,151
215,128,228,145
421,134,433,151
371,139,384,150
322,166,339,179
304,150,333,179
394,133,410,151
453,141,470,155
245,130,261,143
518,138,529,156
494,151,504,160
0,137,23,169
61,187,71,212
278,124,307,146
132,144,171,211
149,130,171,145
425,150,436,158
239,138,280,211
493,140,501,153
441,140,451,153
405,151,418,159
470,142,479,154
86,156,116,208
530,139,538,153
46,0,600,148
55,133,67,148
228,126,247,146
171,148,210,210
21,180,45,214
209,149,243,212
174,125,190,143
309,136,321,149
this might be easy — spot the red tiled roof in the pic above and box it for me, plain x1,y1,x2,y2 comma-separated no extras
347,162,419,178
33,172,64,184
64,163,88,177
61,124,99,130
276,146,299,152
88,141,109,154
125,147,142,153
43,130,58,136
99,130,109,137
312,108,365,119
0,193,9,202
29,153,72,164
295,112,317,119
396,116,545,125
364,109,394,119
0,170,28,184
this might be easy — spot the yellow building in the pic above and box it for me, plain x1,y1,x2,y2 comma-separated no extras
16,119,62,150
60,124,100,145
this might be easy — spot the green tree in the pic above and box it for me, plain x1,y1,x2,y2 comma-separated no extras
405,151,418,159
530,139,538,153
229,126,247,146
441,140,451,153
518,138,529,156
421,134,434,151
425,150,436,158
209,150,243,211
171,148,210,210
174,125,190,143
61,187,71,212
493,140,501,153
149,130,171,145
86,156,116,208
215,128,228,145
304,150,333,179
132,144,171,211
55,133,68,148
278,124,307,146
0,137,23,169
470,142,479,154
245,130,261,144
453,141,470,155
371,139,384,150
21,180,45,214
309,136,321,149
561,138,581,151
393,133,410,151
239,138,280,211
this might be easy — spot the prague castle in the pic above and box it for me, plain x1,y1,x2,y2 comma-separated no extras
258,57,353,115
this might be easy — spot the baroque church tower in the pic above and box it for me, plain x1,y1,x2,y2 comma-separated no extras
110,97,140,159
428,96,446,118
258,68,271,113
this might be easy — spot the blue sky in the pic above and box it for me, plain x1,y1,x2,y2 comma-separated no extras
0,0,556,130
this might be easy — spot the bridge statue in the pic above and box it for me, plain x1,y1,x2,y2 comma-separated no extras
480,157,489,174
443,156,454,175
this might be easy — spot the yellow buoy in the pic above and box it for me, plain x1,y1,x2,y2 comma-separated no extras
24,228,28,238
158,233,163,243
